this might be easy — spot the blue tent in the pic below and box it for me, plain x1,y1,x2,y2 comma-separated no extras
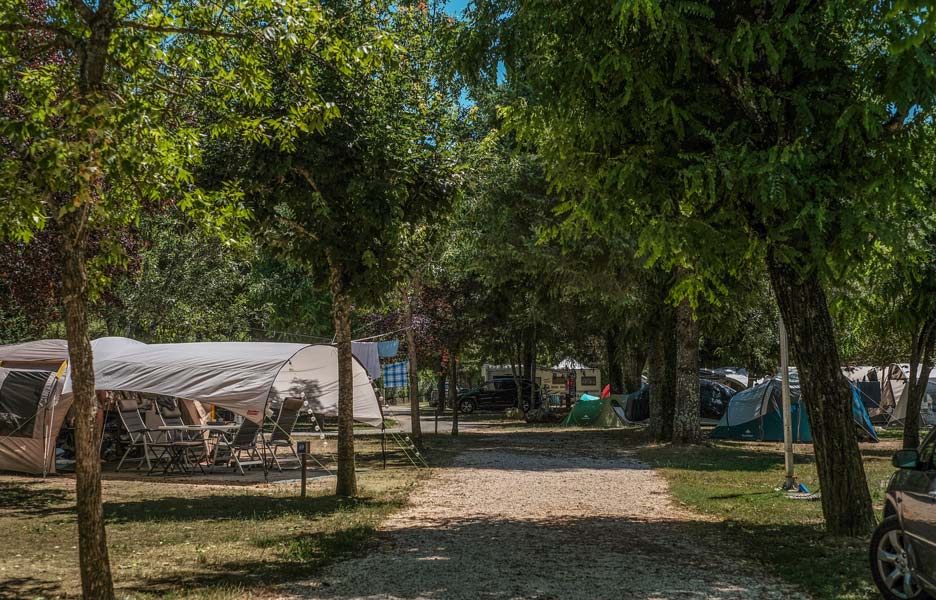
710,372,878,442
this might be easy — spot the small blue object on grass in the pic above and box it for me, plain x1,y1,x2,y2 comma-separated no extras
798,483,810,494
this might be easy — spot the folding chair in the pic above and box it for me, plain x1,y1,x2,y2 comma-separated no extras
115,398,173,472
211,417,263,475
264,398,305,471
153,398,207,474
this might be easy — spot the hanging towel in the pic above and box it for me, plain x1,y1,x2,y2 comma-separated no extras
381,360,409,388
351,342,381,380
378,340,401,358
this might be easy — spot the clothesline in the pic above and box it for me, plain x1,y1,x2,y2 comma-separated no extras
352,326,411,343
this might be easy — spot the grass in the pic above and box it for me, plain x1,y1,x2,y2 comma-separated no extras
637,436,899,600
0,437,426,600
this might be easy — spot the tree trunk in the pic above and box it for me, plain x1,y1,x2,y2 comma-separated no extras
768,252,875,535
61,207,116,600
672,290,702,444
649,304,676,443
329,259,357,497
405,281,422,447
903,318,935,449
622,339,648,394
449,354,459,436
605,325,625,394
66,4,118,598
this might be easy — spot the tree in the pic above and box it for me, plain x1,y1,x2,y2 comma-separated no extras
231,1,455,496
0,1,347,595
457,0,936,534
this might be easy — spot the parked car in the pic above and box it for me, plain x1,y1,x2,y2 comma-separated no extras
871,428,936,600
457,379,541,413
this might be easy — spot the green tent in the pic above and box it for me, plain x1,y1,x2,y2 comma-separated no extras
561,393,626,427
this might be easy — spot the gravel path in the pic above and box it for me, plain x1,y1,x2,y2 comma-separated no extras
285,431,808,600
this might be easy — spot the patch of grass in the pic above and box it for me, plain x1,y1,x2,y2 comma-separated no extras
638,439,897,600
0,437,424,600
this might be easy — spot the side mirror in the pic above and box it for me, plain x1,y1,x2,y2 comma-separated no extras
893,449,920,469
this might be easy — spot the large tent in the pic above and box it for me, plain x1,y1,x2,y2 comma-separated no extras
0,337,383,475
0,368,66,475
710,372,878,442
619,380,736,424
843,364,936,426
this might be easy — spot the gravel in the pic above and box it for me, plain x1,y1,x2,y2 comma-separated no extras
282,430,809,600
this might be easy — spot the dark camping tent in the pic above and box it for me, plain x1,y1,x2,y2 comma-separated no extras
620,380,735,423
710,371,878,442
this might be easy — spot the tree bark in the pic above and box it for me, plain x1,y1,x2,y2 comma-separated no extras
622,339,648,394
61,206,116,600
449,353,459,436
672,289,702,444
329,259,357,497
605,325,625,394
768,251,875,535
649,304,676,442
903,317,935,449
405,281,422,447
66,3,118,597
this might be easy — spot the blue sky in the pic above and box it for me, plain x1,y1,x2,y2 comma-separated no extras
444,0,471,17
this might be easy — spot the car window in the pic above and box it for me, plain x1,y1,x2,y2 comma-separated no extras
920,430,936,470
481,382,496,392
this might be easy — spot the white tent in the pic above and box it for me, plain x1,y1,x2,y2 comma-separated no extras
57,337,382,425
0,337,383,474
0,339,68,370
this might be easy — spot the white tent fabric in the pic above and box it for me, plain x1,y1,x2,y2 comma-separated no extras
351,342,381,380
0,339,68,369
59,337,382,426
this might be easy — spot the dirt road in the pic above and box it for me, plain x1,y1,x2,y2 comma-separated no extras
285,430,807,600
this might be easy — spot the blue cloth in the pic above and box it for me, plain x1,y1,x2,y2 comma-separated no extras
378,340,400,358
382,360,409,388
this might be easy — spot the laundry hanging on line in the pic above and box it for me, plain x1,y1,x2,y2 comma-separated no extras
382,360,409,388
378,340,401,358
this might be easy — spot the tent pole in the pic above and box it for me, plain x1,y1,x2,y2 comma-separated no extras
780,316,795,490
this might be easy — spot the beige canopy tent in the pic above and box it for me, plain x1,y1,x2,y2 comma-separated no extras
0,337,382,475
844,364,936,426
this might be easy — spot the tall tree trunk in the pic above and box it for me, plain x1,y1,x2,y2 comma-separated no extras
622,338,648,394
449,353,459,436
605,325,625,394
405,280,422,447
329,259,357,497
903,318,936,449
66,4,118,599
768,252,874,535
436,370,446,414
61,207,115,600
649,305,676,442
672,289,702,444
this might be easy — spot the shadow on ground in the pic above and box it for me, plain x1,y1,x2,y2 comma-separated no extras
278,515,839,600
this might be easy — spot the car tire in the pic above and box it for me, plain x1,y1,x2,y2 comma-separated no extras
459,399,475,414
870,516,933,600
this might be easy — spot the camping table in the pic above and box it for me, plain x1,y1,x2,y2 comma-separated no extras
153,424,238,475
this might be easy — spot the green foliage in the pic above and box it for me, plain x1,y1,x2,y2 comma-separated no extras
0,0,357,258
98,211,265,342
457,0,936,303
225,1,457,305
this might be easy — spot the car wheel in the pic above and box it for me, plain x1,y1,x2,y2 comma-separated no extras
871,516,932,600
459,399,475,414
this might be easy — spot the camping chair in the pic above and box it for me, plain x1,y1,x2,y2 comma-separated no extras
115,399,174,472
263,398,304,471
153,398,207,474
211,417,264,475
